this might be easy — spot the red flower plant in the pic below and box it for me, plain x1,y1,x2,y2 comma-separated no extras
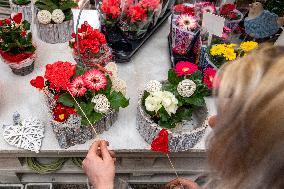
203,68,217,90
175,61,198,76
173,4,195,15
101,0,121,19
44,61,76,92
53,103,76,122
68,76,87,97
83,69,107,91
71,22,107,55
220,3,236,16
126,4,147,22
12,13,22,24
30,76,45,90
140,0,160,10
5,18,11,25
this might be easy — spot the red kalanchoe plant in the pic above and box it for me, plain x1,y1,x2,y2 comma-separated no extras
100,0,121,26
44,61,76,92
203,68,217,90
175,61,198,76
140,0,160,10
0,13,35,63
219,3,240,20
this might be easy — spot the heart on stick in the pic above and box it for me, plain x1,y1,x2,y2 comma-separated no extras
30,76,45,90
151,129,169,154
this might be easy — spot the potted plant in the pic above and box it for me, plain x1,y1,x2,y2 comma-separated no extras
137,61,209,152
0,13,36,76
99,0,121,28
119,0,160,40
9,0,32,23
30,61,129,148
70,21,113,68
34,0,77,43
219,3,244,31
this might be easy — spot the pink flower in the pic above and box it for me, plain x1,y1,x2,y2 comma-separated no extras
175,61,198,76
68,76,87,97
203,68,217,89
83,69,107,91
176,14,198,31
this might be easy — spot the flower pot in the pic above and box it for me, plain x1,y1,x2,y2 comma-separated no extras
46,94,119,149
73,45,113,68
137,93,208,152
171,19,199,55
199,45,218,71
35,8,74,44
0,51,35,76
224,9,244,31
9,0,32,23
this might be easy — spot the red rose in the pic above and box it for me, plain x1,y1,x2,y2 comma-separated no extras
220,3,236,15
12,13,22,24
30,76,45,90
5,19,11,25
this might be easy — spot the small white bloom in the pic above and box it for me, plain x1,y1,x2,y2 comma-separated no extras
177,79,196,97
92,94,110,114
105,62,118,78
158,91,178,115
145,80,162,93
145,94,162,113
37,10,52,24
51,9,65,24
112,78,127,96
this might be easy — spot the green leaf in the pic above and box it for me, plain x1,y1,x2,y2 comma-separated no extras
60,1,78,11
88,112,103,125
168,69,182,85
184,96,205,107
174,107,192,122
75,65,87,76
22,20,30,31
157,107,175,129
187,70,202,80
109,91,129,110
58,93,75,107
75,102,94,117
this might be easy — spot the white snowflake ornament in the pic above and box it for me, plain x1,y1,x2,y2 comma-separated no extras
3,112,45,153
37,10,52,24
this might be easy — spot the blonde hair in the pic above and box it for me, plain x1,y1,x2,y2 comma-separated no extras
206,45,284,189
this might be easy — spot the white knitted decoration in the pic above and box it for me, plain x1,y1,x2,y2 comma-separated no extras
3,112,44,153
37,10,52,24
51,9,65,24
145,80,162,93
177,79,196,97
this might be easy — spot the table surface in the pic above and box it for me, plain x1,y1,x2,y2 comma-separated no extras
0,20,217,156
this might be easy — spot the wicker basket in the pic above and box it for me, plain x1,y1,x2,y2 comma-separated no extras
137,93,208,152
46,93,119,149
9,0,32,23
34,8,74,44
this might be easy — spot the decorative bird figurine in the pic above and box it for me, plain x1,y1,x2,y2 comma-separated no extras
244,2,284,39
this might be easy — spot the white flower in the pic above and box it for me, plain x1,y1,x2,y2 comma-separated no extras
145,94,162,113
92,94,110,114
177,79,196,97
37,10,52,24
145,91,178,115
112,78,127,96
145,80,162,93
158,91,178,115
51,9,65,24
105,62,118,78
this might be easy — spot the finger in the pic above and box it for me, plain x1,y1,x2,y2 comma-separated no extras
97,149,116,158
208,115,217,129
166,178,180,188
100,140,112,160
87,140,101,158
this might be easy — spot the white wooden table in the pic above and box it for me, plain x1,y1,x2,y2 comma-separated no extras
0,20,216,184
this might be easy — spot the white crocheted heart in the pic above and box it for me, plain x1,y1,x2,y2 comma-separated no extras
3,118,45,153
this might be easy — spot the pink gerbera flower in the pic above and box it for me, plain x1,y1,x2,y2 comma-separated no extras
203,68,217,89
176,14,198,31
175,61,198,76
201,4,216,14
83,69,107,91
68,76,87,97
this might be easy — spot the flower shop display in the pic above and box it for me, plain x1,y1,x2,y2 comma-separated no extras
244,2,284,40
3,112,45,153
198,41,258,75
70,21,112,68
119,0,160,40
34,0,77,44
219,3,243,31
0,13,36,76
137,62,209,152
9,0,32,23
30,61,129,148
99,0,121,28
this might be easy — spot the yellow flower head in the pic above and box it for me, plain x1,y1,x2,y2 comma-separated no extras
210,44,226,56
223,48,237,61
240,41,258,52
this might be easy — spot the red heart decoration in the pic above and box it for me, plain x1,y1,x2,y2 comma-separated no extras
30,76,45,90
151,129,169,154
